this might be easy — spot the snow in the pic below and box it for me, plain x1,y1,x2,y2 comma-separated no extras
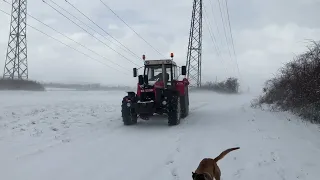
0,89,320,180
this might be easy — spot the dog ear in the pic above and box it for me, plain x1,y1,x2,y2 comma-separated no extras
192,172,196,178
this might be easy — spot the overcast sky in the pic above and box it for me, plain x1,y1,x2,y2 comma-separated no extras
1,0,320,92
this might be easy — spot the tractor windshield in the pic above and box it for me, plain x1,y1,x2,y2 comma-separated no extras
145,64,174,84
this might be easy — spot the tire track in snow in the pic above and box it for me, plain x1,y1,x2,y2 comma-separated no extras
189,102,209,112
167,102,250,180
152,100,210,179
15,117,124,160
7,95,210,163
1,101,123,160
163,102,207,180
245,108,285,178
165,132,182,180
244,106,312,180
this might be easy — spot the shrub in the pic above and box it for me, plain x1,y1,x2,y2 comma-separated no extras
200,77,239,94
252,40,320,124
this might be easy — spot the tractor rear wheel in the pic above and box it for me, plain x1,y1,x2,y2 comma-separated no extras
168,95,181,126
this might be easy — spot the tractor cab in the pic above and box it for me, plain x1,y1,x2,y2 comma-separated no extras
145,63,173,87
133,53,187,91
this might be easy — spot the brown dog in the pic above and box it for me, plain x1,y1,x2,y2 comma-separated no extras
192,147,240,180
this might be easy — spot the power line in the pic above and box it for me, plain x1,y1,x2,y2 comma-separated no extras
204,0,230,74
0,8,130,75
46,0,140,61
2,0,129,72
203,6,228,73
216,0,233,62
99,0,166,59
43,0,140,66
203,5,223,57
224,0,241,78
42,0,140,66
207,0,223,48
47,0,99,38
203,7,220,56
63,0,142,61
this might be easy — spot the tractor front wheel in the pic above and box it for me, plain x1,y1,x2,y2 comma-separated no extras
168,95,181,126
121,97,137,125
181,94,189,118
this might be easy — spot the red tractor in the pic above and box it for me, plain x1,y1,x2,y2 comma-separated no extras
121,53,190,126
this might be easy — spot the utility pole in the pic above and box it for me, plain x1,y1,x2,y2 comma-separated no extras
186,0,203,87
3,0,28,80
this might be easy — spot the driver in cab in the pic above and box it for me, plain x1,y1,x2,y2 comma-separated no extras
151,72,169,82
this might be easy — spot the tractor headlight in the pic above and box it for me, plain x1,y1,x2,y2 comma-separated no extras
162,100,167,105
126,102,131,107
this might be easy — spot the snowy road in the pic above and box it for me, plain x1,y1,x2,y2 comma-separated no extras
1,90,320,180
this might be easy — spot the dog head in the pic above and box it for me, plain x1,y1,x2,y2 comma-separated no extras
192,172,210,180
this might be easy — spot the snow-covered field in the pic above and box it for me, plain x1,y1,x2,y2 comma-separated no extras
1,89,320,180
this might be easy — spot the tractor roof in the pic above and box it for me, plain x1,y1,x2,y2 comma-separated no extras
144,59,177,66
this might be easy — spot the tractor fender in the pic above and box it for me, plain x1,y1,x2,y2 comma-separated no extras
126,91,138,100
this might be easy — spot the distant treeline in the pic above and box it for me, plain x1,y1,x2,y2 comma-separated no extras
0,79,134,91
42,82,133,91
0,78,45,91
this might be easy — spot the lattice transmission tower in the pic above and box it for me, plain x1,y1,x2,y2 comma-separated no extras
3,0,28,80
186,0,203,87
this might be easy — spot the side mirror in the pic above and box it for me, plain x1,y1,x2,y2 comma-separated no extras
181,66,187,75
133,68,137,77
143,75,149,85
138,75,144,85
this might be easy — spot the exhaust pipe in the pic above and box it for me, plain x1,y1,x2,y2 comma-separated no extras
162,62,167,89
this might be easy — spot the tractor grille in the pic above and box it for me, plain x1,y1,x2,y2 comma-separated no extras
140,91,155,101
